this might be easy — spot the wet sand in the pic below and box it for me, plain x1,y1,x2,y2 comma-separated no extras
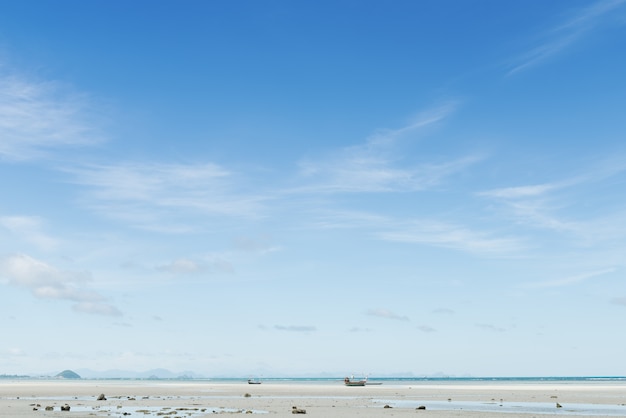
1,379,626,417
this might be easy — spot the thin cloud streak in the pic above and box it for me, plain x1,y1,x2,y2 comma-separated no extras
295,102,479,194
0,71,103,160
479,158,626,240
479,180,579,233
476,323,506,333
367,101,459,145
274,325,317,332
378,220,525,256
507,0,626,75
297,154,482,194
306,209,524,257
65,162,269,227
417,325,436,333
0,216,58,251
366,308,410,321
157,258,205,275
521,268,616,289
479,183,562,199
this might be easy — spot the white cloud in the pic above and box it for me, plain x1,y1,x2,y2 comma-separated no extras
479,183,560,199
366,308,410,321
0,253,121,316
0,71,102,160
0,253,89,288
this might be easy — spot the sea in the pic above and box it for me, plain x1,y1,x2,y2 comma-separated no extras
163,376,626,383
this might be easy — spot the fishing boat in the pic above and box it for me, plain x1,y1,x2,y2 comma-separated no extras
344,376,367,386
247,378,262,384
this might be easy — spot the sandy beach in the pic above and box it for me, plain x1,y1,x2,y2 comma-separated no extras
1,379,626,417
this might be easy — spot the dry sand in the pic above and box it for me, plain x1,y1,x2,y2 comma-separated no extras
1,379,626,417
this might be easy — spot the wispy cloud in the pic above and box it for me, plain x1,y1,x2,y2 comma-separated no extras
274,325,317,332
417,325,436,333
233,235,280,254
156,255,234,275
157,258,206,274
0,253,121,316
478,158,626,240
65,162,267,228
479,182,563,200
508,0,626,74
481,194,578,234
476,323,506,333
521,268,616,289
368,101,460,144
432,308,455,315
296,102,480,193
378,220,524,255
611,296,626,306
0,71,103,160
0,216,58,251
348,327,372,333
73,302,122,316
366,308,410,321
306,209,523,257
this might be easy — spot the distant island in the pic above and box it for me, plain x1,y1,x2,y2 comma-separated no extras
55,370,81,379
0,374,30,379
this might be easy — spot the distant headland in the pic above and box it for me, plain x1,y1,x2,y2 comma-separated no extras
55,370,81,379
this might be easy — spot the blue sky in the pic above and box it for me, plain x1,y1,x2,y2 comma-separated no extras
1,0,626,377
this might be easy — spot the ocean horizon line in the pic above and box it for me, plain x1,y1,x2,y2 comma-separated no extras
4,375,625,382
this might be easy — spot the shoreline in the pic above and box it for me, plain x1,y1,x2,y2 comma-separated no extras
2,379,626,417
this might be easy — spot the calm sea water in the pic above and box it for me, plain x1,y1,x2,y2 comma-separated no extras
170,376,626,384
